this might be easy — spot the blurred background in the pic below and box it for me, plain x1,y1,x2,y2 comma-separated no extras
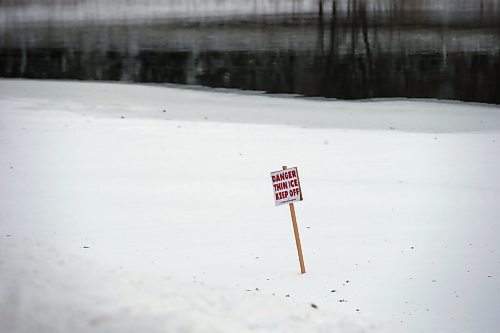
1,0,499,103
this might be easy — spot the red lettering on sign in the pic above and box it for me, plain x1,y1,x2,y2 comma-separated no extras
276,191,289,200
270,167,303,206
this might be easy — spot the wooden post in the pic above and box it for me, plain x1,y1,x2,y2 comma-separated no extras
283,166,306,274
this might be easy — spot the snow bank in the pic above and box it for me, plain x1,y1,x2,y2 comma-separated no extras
1,79,499,332
0,237,372,333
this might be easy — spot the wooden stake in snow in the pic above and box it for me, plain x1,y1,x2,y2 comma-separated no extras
270,166,306,274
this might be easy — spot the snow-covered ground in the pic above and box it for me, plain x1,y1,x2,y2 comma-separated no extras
1,79,499,332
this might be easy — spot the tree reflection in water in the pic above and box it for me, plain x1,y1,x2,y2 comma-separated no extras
1,0,499,103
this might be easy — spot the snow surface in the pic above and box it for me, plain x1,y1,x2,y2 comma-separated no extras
1,79,500,332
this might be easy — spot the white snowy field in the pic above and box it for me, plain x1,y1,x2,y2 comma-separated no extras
1,79,499,332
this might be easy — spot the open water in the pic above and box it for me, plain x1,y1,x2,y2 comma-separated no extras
1,0,499,103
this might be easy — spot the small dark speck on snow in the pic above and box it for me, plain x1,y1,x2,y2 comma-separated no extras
83,246,89,249
5,234,11,237
339,299,347,303
162,109,166,112
331,289,336,293
311,303,318,309
120,116,125,119
285,294,290,298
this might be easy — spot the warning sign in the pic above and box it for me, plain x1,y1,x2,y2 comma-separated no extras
270,167,303,206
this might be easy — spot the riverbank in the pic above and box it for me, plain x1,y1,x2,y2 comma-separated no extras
1,79,499,332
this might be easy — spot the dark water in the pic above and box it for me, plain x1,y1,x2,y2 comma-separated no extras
1,7,500,104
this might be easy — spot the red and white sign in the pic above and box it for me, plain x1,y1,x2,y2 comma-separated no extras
270,167,303,206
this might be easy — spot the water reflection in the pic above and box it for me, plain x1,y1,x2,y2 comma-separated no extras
1,1,499,103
